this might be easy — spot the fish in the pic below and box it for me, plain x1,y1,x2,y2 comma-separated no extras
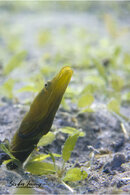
9,66,73,163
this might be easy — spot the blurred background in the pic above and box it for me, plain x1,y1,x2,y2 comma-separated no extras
0,1,130,119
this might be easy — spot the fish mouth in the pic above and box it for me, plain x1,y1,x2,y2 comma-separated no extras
54,66,73,92
47,66,73,112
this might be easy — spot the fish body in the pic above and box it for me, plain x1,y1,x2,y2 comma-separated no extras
10,66,73,163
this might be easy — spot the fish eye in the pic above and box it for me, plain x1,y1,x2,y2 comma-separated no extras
44,81,51,89
45,83,48,88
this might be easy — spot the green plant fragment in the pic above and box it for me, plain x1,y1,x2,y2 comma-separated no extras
0,144,16,160
81,107,94,113
63,168,88,182
0,144,21,167
37,132,55,147
114,46,121,57
111,75,124,92
25,161,56,175
59,126,85,137
7,37,21,52
94,59,106,79
30,154,50,162
78,93,94,108
65,87,76,99
3,159,13,165
123,53,130,71
104,14,117,38
30,153,61,162
38,30,51,46
3,50,27,75
49,152,56,165
52,153,61,157
81,84,98,95
107,99,120,114
0,78,15,98
62,132,79,162
85,76,105,88
40,65,55,76
122,92,130,102
18,85,38,93
81,169,88,180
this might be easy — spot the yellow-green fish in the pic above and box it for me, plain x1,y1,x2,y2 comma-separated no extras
10,66,73,163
